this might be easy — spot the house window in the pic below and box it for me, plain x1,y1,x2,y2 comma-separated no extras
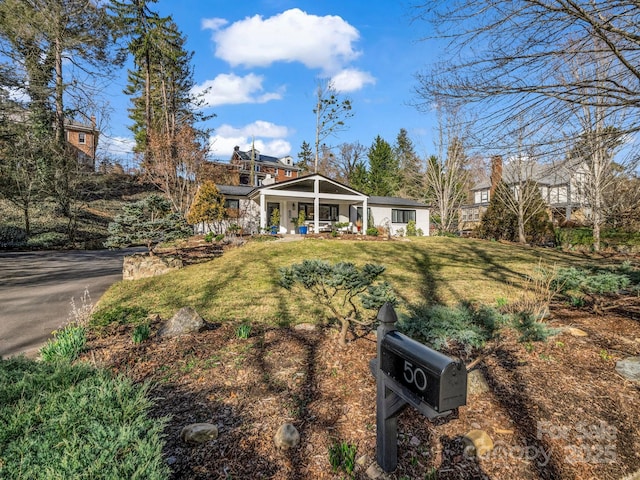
480,190,489,203
391,209,416,224
285,169,292,177
78,132,86,144
224,199,239,210
274,168,279,175
254,164,261,172
299,203,338,221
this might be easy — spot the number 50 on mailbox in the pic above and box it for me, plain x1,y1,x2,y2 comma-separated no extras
379,331,467,413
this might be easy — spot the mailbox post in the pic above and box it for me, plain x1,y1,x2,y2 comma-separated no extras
373,303,467,472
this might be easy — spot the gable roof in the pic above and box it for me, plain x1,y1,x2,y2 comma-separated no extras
248,173,367,199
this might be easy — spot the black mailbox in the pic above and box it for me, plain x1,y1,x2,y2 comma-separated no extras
380,331,467,413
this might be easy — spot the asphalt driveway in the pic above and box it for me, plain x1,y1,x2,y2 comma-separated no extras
0,248,142,358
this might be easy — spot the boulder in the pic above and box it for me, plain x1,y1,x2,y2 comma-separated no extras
615,356,640,383
463,429,494,457
180,423,218,443
274,423,300,450
159,307,206,338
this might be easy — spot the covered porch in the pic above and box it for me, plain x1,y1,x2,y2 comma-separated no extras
249,174,369,234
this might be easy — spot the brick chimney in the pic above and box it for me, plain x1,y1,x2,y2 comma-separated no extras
490,155,503,194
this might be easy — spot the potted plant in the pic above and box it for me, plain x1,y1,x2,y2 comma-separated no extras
270,208,280,235
295,210,307,234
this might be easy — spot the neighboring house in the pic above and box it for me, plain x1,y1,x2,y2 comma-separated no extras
1,106,99,171
460,156,590,231
230,145,301,186
65,117,99,171
193,174,430,236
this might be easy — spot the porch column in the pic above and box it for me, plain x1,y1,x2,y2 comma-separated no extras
362,197,368,234
259,193,266,231
314,177,320,234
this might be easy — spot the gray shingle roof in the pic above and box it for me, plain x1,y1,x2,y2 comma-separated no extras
368,196,427,207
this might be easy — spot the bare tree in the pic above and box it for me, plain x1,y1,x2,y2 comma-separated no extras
146,125,207,217
557,41,630,251
313,80,353,173
414,1,640,146
425,104,470,233
335,141,367,185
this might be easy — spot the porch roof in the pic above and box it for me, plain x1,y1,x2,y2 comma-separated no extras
248,173,367,202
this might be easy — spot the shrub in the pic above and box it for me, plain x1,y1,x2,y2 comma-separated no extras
91,305,149,327
280,260,396,345
400,303,505,354
0,224,27,248
26,232,68,249
0,357,169,479
215,233,225,242
554,267,632,295
366,227,379,236
204,232,214,242
39,324,86,363
406,220,417,236
511,311,557,342
104,194,192,254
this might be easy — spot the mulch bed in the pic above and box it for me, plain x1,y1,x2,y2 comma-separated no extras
80,296,640,480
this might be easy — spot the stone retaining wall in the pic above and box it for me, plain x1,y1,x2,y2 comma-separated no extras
123,254,184,280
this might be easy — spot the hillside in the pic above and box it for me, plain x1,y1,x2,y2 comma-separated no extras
0,173,159,250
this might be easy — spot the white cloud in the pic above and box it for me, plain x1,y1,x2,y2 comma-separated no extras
330,68,376,92
201,17,228,31
211,8,360,74
217,120,290,139
209,121,292,159
192,73,284,108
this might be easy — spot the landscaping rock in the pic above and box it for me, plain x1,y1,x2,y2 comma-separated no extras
274,423,300,450
180,423,218,443
463,429,494,457
293,323,316,332
564,327,589,337
365,462,386,479
615,357,640,383
123,254,183,281
159,307,206,338
467,369,491,395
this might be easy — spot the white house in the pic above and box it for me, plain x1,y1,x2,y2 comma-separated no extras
196,174,430,236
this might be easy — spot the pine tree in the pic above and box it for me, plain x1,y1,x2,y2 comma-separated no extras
476,181,518,241
367,135,398,197
297,141,314,174
394,128,424,200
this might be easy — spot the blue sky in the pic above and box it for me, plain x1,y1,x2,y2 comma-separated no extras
100,0,440,163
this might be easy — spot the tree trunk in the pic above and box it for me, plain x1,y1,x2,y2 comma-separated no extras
339,318,349,346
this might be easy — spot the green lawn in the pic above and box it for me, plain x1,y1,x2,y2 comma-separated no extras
94,236,593,327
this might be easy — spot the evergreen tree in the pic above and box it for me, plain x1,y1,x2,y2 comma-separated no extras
476,181,518,241
113,2,208,215
186,181,227,233
297,140,314,174
105,194,192,254
367,135,398,197
350,161,370,194
394,128,424,200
